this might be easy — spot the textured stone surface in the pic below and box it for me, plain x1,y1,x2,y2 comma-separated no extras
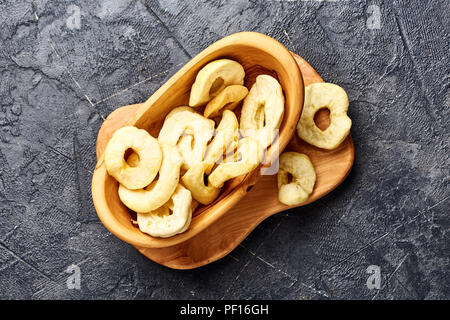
0,0,448,299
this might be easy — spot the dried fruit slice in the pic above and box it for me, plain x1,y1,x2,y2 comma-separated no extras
203,110,239,174
296,83,351,150
158,107,215,170
118,145,182,213
182,162,220,205
203,85,248,118
136,184,192,238
104,126,162,190
277,152,316,206
189,59,245,107
208,137,263,188
240,75,284,149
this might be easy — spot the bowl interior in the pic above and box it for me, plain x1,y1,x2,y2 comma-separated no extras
93,32,303,248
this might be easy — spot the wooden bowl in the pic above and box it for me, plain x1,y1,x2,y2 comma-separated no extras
91,32,304,248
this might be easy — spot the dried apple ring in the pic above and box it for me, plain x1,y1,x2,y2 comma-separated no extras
189,59,245,107
118,145,182,213
136,184,192,238
182,162,220,205
208,137,263,188
203,110,239,174
203,85,248,118
240,75,284,149
277,152,316,206
158,107,215,170
296,83,351,150
138,196,197,235
104,126,162,190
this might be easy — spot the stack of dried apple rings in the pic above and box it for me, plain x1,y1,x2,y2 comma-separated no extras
277,82,352,206
104,58,285,238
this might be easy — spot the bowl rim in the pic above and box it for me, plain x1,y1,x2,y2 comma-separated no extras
92,31,304,248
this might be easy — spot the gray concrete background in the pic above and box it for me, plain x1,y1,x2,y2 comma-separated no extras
0,0,448,299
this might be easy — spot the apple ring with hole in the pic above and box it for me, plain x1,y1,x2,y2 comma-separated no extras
296,83,351,150
182,162,220,205
277,152,316,206
181,111,239,205
240,74,284,149
118,145,182,213
203,110,239,174
158,107,215,170
203,85,248,118
208,137,263,188
133,197,198,231
131,199,199,233
136,184,192,238
104,126,162,190
189,59,245,107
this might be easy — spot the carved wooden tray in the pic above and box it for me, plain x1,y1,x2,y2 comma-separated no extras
94,53,354,269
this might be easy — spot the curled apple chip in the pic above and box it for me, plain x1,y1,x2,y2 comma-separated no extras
203,85,248,118
158,107,215,170
118,145,182,213
189,59,245,107
182,162,220,205
104,126,162,190
277,152,316,206
240,75,284,149
296,83,351,150
203,110,239,174
136,184,192,238
208,137,263,188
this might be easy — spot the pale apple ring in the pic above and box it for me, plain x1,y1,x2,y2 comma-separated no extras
135,196,197,234
118,144,182,213
296,83,351,150
240,74,284,149
158,107,215,170
203,85,248,118
189,59,245,107
277,152,316,206
182,162,220,205
136,184,192,238
203,110,239,174
104,126,162,190
208,137,263,188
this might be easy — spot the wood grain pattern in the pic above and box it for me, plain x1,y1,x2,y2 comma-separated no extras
92,32,304,249
93,51,354,269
